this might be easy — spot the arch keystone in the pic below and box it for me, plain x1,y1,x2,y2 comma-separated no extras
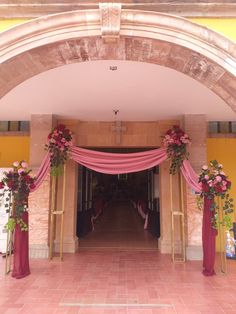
99,3,121,43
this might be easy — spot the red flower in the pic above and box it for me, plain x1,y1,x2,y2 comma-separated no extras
25,175,31,183
30,183,36,190
214,185,222,193
7,181,14,188
57,124,66,131
226,180,231,188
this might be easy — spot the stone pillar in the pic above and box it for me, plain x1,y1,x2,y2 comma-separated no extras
184,114,207,260
28,114,55,258
55,120,79,253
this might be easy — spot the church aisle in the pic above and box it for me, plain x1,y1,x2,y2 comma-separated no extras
79,201,158,250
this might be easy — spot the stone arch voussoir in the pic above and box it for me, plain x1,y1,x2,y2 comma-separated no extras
0,9,236,112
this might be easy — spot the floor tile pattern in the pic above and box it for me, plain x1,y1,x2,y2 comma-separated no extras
1,251,236,314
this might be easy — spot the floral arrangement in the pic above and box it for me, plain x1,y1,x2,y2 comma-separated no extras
162,125,191,175
45,124,72,176
0,161,36,231
198,160,234,229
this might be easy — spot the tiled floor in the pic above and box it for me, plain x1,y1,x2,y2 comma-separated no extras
1,251,236,314
1,202,236,313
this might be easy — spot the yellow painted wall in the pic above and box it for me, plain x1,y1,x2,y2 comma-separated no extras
190,18,236,42
0,19,29,32
0,136,30,167
207,138,236,251
0,18,236,42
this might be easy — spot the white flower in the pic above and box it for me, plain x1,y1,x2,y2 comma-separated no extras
13,161,19,167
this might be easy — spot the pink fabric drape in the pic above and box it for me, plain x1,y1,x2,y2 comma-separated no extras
20,146,217,278
12,212,30,279
70,146,167,174
181,159,201,193
202,197,217,276
181,160,216,276
30,152,50,192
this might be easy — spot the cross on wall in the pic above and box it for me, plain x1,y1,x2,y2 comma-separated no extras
111,121,127,144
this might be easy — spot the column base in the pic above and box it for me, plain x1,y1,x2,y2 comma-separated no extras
186,245,203,260
29,244,49,258
159,239,171,254
55,237,79,253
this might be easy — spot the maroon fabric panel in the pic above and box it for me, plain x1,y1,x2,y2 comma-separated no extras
12,212,30,279
202,197,217,276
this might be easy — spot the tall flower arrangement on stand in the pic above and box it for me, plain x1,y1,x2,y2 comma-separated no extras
45,124,73,176
0,161,36,231
162,125,191,175
198,160,234,229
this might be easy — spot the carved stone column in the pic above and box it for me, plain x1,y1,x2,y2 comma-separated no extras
28,114,55,258
184,114,207,260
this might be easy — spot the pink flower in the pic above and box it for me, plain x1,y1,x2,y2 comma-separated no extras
202,165,208,170
21,161,28,168
220,171,225,175
18,168,25,174
204,175,209,180
208,180,213,187
13,161,19,167
215,176,222,182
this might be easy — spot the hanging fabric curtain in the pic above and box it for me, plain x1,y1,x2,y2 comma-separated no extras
32,146,202,194
70,146,167,174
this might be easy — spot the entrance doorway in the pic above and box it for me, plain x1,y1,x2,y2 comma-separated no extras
76,148,160,249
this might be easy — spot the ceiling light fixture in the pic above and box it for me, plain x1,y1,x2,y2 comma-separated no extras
109,66,118,71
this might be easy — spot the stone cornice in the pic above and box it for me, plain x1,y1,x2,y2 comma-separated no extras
1,9,235,71
0,2,236,18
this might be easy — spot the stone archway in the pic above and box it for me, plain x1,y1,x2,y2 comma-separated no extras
1,5,235,258
0,6,236,110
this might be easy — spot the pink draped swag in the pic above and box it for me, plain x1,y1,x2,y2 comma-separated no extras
70,146,167,174
15,146,216,279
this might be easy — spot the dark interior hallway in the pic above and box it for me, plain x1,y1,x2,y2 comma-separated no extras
79,201,158,250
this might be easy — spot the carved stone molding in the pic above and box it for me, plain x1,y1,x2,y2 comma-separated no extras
0,9,236,113
99,3,121,43
1,2,236,18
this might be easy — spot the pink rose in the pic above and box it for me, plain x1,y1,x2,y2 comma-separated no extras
204,175,209,180
208,180,213,187
202,165,208,170
21,161,28,168
215,176,222,182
